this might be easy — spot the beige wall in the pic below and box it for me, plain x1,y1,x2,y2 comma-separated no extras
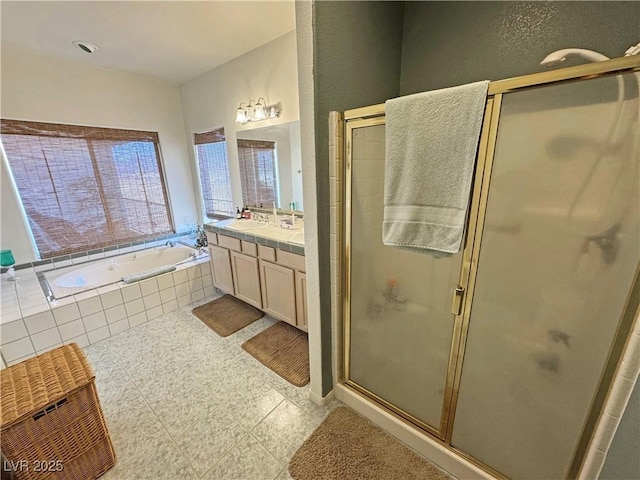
1,47,197,264
179,30,299,221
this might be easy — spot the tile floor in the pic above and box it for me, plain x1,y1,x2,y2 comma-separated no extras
84,291,336,480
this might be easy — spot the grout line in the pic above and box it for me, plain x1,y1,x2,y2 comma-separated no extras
248,431,286,469
276,466,289,480
247,397,286,436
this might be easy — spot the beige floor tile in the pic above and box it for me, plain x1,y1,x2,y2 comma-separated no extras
175,409,246,476
250,400,320,464
82,300,337,480
203,434,283,480
228,388,285,430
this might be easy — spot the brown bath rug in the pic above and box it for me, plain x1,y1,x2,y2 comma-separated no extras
241,321,310,386
192,295,264,337
289,407,452,480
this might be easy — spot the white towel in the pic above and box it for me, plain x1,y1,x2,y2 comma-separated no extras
383,80,489,255
122,264,176,284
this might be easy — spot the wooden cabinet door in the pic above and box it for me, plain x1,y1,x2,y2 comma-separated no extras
295,271,308,332
259,260,297,325
230,251,262,309
209,245,234,294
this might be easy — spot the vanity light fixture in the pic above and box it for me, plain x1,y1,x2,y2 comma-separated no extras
235,98,280,124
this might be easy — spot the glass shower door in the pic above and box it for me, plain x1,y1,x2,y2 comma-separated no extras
346,120,463,434
451,73,640,478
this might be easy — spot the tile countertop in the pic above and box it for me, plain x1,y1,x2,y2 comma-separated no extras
204,219,305,256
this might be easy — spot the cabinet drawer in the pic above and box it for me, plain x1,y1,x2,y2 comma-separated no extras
218,235,241,252
258,245,276,262
241,241,257,257
277,250,305,272
206,232,218,245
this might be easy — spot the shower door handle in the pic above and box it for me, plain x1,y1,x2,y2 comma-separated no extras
451,286,465,316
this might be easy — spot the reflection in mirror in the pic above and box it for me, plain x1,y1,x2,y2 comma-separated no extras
236,121,303,211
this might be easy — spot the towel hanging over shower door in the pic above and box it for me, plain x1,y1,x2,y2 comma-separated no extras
383,80,489,255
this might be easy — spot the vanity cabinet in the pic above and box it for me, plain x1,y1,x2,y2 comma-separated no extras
230,251,262,309
209,245,234,294
208,233,307,331
259,260,296,325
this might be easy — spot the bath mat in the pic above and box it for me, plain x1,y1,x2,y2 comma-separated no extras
241,321,310,386
289,407,452,480
192,295,264,337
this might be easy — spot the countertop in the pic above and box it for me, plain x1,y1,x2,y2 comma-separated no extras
204,219,305,256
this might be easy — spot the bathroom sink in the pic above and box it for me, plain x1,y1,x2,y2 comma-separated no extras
288,231,305,245
225,219,271,231
221,220,305,245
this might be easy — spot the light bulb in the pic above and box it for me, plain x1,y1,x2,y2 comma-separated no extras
246,101,255,122
235,103,247,124
254,98,267,121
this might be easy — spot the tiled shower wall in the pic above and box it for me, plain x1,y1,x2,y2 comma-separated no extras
328,111,343,382
0,255,214,368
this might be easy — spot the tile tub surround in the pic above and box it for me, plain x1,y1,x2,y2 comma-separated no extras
0,253,214,367
204,220,305,256
82,298,338,479
10,231,189,272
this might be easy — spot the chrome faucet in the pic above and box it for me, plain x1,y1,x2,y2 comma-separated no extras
190,247,208,259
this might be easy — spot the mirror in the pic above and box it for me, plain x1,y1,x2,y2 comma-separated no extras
236,121,303,211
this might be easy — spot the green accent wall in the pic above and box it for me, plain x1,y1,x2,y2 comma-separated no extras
312,0,405,395
400,1,640,95
600,381,640,480
310,0,639,401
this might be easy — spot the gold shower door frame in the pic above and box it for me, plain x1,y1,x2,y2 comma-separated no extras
340,55,640,479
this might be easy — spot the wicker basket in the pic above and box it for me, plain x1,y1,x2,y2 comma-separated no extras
0,344,116,480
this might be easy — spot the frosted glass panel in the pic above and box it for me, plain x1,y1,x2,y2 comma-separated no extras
348,124,461,430
451,73,639,478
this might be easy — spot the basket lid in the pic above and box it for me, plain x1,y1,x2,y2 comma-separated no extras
1,343,95,427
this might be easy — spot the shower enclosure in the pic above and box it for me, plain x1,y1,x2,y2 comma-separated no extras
340,56,640,479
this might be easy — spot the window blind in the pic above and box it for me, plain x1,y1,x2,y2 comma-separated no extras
237,139,279,208
1,119,173,258
194,128,234,218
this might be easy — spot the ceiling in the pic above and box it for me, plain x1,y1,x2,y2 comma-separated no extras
1,1,296,84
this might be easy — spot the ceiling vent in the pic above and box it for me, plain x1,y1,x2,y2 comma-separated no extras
73,41,99,54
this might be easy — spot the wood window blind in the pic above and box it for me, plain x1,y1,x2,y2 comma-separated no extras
194,128,234,218
1,119,173,258
237,139,279,208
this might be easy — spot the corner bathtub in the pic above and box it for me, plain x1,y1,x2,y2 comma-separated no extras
44,245,197,299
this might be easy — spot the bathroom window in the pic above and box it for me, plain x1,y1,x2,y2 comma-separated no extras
237,139,279,207
194,128,234,218
1,119,173,258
